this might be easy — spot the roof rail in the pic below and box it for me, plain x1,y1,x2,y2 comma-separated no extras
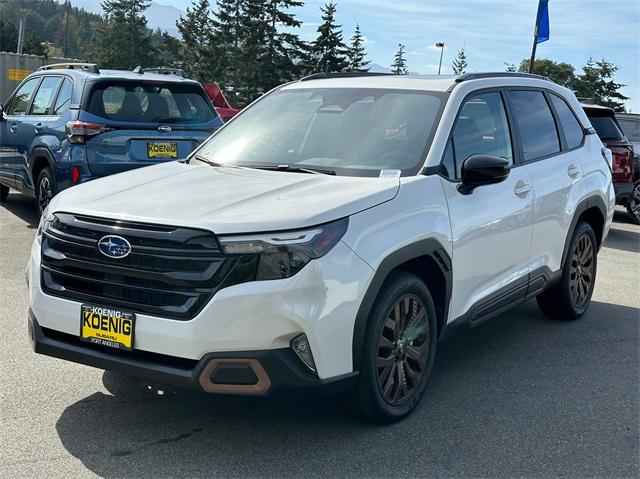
140,67,185,78
300,71,394,82
455,72,550,83
38,63,100,74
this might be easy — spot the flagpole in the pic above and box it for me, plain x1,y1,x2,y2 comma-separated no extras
528,25,538,73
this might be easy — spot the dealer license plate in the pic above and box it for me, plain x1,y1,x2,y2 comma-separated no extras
80,304,135,351
147,141,178,159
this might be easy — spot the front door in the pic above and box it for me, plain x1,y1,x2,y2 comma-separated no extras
439,90,533,322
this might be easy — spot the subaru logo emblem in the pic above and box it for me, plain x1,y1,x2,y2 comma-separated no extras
98,235,132,259
158,125,172,133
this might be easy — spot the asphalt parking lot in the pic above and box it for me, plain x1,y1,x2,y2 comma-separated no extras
1,192,639,479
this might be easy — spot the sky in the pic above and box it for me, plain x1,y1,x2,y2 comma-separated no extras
155,0,640,111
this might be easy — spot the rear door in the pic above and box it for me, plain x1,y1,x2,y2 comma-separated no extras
79,80,221,176
0,77,41,189
508,89,582,274
441,90,534,322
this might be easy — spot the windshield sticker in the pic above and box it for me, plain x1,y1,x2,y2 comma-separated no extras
379,169,401,179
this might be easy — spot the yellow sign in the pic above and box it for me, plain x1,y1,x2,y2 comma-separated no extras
81,304,135,350
8,68,32,81
147,142,178,159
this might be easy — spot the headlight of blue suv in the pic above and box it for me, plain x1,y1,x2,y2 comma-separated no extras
219,218,348,281
35,209,55,246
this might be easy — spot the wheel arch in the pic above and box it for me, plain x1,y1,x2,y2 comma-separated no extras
351,239,452,372
561,195,607,268
30,148,55,191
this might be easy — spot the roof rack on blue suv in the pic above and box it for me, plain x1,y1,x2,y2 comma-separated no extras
0,63,223,212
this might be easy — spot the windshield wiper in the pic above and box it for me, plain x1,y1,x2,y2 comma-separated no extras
249,164,336,175
192,155,225,167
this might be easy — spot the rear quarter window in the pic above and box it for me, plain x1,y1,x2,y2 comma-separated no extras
549,94,584,149
86,81,215,123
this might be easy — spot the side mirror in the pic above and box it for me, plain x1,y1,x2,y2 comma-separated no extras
458,155,511,195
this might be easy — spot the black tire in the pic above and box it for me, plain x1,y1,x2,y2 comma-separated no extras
537,221,597,320
625,180,640,225
349,272,437,423
36,167,56,214
0,184,8,202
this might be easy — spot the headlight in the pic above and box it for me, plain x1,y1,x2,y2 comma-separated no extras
35,209,55,246
219,218,348,280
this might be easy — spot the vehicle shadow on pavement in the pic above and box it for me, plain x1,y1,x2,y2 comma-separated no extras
54,300,640,479
1,193,38,229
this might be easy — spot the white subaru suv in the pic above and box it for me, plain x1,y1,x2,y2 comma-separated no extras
28,72,614,422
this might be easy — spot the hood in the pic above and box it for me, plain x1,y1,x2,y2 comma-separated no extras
49,162,400,234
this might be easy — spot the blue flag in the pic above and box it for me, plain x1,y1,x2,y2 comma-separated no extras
535,0,550,43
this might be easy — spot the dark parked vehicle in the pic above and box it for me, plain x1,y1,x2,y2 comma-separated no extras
0,63,222,212
582,104,638,223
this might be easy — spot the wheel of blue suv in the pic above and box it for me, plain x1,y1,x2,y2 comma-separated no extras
0,184,8,202
36,167,56,214
626,180,640,225
350,272,437,423
537,221,597,320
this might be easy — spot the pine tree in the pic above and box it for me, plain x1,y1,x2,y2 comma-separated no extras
504,62,517,72
391,43,408,75
239,0,269,99
346,24,368,71
310,2,348,73
262,0,308,90
92,0,156,69
23,31,45,56
574,57,629,111
451,47,467,75
176,0,216,83
213,0,245,90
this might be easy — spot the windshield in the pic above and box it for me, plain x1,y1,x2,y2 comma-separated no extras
86,80,216,124
194,88,446,177
617,118,640,143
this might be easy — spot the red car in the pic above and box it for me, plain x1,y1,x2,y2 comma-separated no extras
582,104,638,223
204,83,241,122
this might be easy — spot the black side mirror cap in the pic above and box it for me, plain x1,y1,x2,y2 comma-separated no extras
458,155,511,195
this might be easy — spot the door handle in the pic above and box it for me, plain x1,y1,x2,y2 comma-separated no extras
9,123,18,133
514,181,531,197
34,123,43,132
567,164,579,178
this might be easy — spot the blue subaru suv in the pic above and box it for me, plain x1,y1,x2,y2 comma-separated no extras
0,63,222,212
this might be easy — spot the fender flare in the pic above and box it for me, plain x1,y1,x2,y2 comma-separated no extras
351,238,452,372
560,195,607,268
29,147,55,189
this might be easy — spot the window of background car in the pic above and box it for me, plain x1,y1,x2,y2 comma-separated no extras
87,81,215,123
5,78,40,116
508,90,560,161
441,91,513,179
549,94,584,149
53,78,73,115
196,88,445,177
588,114,625,141
617,118,640,143
30,77,62,115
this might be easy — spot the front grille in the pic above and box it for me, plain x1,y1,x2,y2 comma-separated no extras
41,213,235,320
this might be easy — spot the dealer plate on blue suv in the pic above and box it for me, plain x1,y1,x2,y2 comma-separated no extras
147,141,178,159
80,304,135,350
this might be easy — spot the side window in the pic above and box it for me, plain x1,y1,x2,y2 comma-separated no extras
53,78,73,115
31,77,62,115
442,91,513,179
5,78,40,116
549,94,584,149
508,90,560,161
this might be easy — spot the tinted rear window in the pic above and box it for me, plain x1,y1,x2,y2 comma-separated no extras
587,115,624,141
86,81,215,123
617,118,640,143
549,94,584,149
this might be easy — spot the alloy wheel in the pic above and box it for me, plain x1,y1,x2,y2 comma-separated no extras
629,182,640,222
376,294,430,405
38,176,53,212
569,233,594,308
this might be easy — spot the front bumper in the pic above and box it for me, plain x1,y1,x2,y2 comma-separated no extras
29,311,357,395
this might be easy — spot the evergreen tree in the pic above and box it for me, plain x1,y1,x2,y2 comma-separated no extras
23,31,45,55
504,62,517,72
92,0,156,69
346,24,368,71
391,43,408,75
262,0,308,89
574,57,629,111
213,0,245,89
518,58,575,87
176,0,216,82
451,47,467,75
310,2,348,73
239,0,269,98
0,19,19,52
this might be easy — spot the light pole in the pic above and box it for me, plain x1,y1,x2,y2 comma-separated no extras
435,42,445,75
